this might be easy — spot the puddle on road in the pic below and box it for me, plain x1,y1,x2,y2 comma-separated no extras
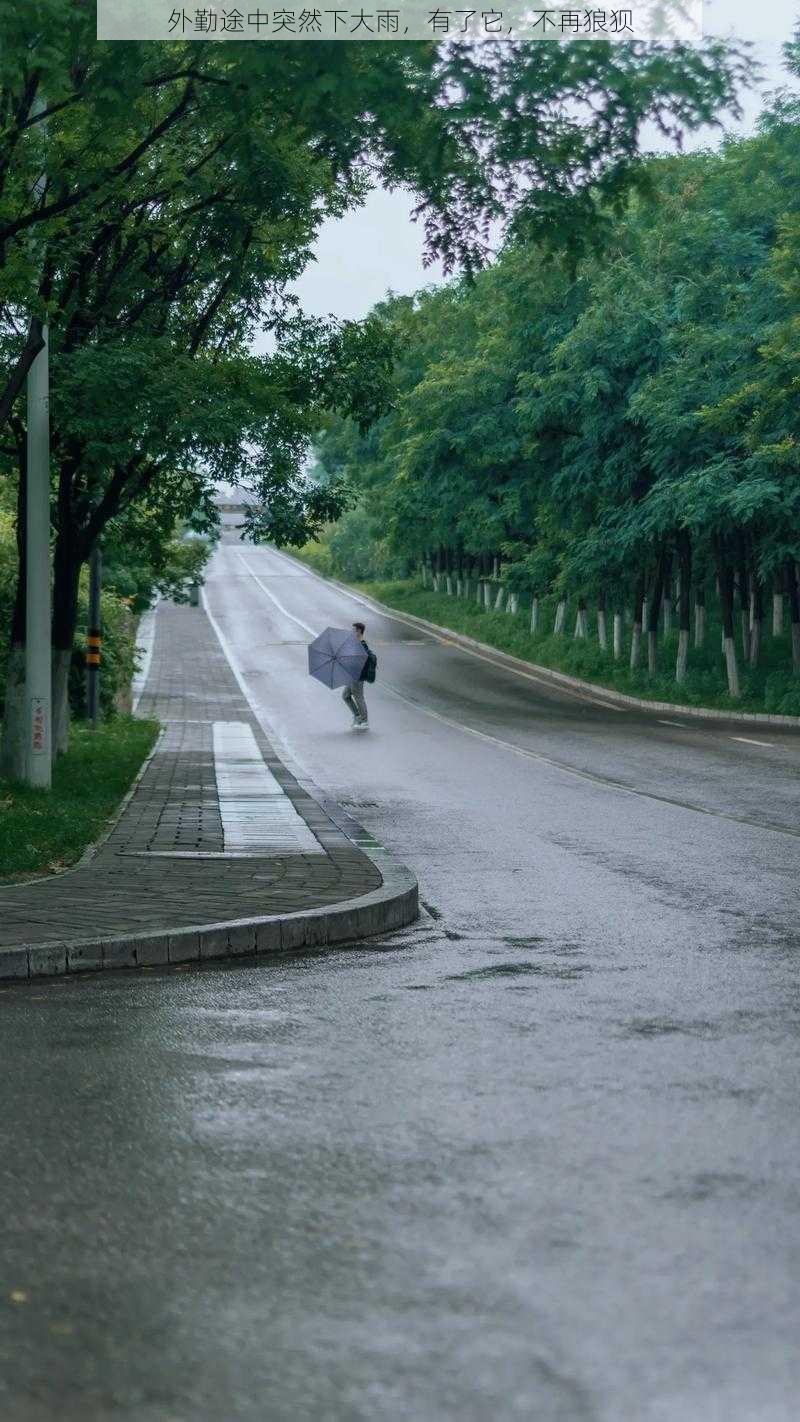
445,961,589,982
619,1017,720,1040
657,1171,760,1204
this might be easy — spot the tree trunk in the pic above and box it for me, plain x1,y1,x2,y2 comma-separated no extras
51,529,83,756
553,598,566,636
630,575,645,670
476,580,483,606
0,318,46,436
612,611,623,661
597,596,608,651
574,598,588,639
694,585,706,649
0,448,28,781
445,574,453,595
530,597,539,635
675,531,692,685
647,553,668,676
52,649,73,755
773,578,784,637
494,586,505,612
737,562,750,663
738,602,750,662
749,579,764,667
483,582,492,610
786,559,800,674
662,552,673,634
715,543,740,697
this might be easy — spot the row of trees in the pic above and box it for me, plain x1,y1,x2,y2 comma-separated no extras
310,41,800,707
0,4,750,771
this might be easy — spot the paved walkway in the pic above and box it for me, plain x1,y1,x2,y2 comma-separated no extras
0,599,381,953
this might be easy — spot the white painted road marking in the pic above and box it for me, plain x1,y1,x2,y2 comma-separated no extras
730,736,774,748
658,720,687,728
213,721,323,855
251,546,624,713
236,553,317,636
380,684,800,841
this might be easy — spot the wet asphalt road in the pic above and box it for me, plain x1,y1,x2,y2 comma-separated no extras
2,536,800,1422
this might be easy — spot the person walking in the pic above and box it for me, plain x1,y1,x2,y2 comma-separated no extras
342,621,375,729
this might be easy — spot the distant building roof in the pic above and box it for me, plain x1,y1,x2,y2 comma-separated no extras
214,482,261,510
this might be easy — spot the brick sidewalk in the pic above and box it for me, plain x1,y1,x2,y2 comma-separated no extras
0,600,381,954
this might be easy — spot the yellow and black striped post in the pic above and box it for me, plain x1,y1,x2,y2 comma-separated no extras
86,546,102,727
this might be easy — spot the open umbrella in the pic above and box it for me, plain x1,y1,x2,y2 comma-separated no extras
308,627,367,689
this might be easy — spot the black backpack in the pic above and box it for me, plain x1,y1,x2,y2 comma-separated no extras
363,650,378,684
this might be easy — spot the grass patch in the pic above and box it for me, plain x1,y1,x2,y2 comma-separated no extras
0,716,158,882
351,578,800,718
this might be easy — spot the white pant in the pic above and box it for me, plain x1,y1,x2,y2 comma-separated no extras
342,682,367,722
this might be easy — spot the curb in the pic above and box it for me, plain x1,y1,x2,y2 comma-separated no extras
305,567,800,734
0,840,418,984
0,590,419,983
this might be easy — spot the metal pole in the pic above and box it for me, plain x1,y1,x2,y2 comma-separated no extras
86,546,102,727
24,90,51,787
24,319,52,786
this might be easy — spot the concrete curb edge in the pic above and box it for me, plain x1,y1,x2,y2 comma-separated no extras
0,840,418,983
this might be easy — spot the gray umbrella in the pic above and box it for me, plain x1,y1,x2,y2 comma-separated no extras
308,627,367,689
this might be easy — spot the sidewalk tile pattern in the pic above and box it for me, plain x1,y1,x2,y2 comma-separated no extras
0,600,380,949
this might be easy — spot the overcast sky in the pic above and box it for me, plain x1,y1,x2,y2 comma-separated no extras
258,19,799,336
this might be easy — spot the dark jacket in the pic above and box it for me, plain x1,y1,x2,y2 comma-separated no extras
357,640,372,682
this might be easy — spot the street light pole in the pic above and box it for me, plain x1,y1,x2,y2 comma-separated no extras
24,316,52,786
23,90,52,788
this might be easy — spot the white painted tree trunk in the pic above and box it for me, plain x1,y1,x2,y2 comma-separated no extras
630,622,642,670
612,612,622,660
476,581,483,606
574,607,588,638
694,602,706,649
647,629,657,675
597,609,607,650
723,637,740,698
52,649,72,756
675,628,690,683
507,593,518,615
494,586,505,612
421,564,428,587
0,647,26,780
749,618,762,667
432,573,440,592
483,582,492,610
773,593,784,636
553,599,566,635
530,597,539,635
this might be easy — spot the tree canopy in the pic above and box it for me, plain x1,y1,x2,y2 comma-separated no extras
310,44,800,707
